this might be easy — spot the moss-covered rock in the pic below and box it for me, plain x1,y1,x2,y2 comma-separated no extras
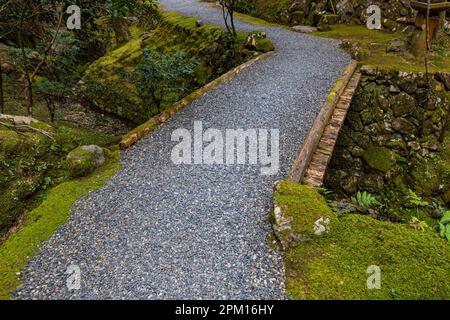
272,181,336,249
245,30,275,52
391,92,415,117
0,149,121,299
66,145,106,178
391,118,417,135
362,146,397,173
0,130,21,154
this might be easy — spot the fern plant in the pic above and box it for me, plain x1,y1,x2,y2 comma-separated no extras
409,217,429,231
407,189,429,207
407,189,429,217
351,191,380,209
438,211,450,242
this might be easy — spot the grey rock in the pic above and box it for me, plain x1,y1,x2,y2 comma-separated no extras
291,25,317,33
386,39,407,53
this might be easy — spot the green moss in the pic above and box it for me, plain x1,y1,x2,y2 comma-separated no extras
227,0,295,26
410,160,442,197
254,38,275,52
285,214,450,300
0,149,121,300
0,130,21,154
275,181,336,238
0,123,118,238
234,12,285,28
279,178,450,299
312,25,450,72
363,146,396,172
410,134,450,199
55,125,120,153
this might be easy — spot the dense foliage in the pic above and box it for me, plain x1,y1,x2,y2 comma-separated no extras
130,49,198,115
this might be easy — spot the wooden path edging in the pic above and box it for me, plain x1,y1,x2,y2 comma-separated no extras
119,51,274,150
288,59,358,183
303,72,362,187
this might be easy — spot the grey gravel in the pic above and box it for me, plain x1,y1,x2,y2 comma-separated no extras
14,0,349,300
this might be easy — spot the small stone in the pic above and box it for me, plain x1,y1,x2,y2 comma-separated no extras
392,92,415,117
392,118,417,135
386,39,406,52
362,146,397,173
397,73,418,94
389,85,401,93
435,73,450,90
360,65,376,76
292,25,317,33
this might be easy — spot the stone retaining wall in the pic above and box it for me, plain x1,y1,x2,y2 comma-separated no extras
325,67,450,199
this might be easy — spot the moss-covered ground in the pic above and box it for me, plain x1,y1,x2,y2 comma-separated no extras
312,25,450,73
275,181,450,300
0,148,121,300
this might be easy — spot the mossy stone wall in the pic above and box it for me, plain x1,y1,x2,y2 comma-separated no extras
325,68,450,205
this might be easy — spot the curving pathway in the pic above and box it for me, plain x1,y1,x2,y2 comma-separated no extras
15,0,349,299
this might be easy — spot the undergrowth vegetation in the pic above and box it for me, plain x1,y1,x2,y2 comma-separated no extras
0,120,120,239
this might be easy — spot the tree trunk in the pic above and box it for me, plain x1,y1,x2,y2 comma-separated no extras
439,10,446,30
221,5,232,35
25,74,33,117
0,60,4,114
230,10,236,36
18,4,33,117
46,99,56,123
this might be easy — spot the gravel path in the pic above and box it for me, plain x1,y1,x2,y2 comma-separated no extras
15,0,349,299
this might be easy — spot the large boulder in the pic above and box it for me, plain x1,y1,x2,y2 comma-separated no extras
67,145,106,177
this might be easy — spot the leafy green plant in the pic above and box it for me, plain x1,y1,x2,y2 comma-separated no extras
407,189,429,207
406,189,429,217
409,217,430,231
438,211,450,242
328,200,357,215
317,187,333,196
35,78,70,123
351,191,380,209
130,49,198,116
41,176,53,191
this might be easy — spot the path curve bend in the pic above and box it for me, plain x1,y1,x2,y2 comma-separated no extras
15,0,349,299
